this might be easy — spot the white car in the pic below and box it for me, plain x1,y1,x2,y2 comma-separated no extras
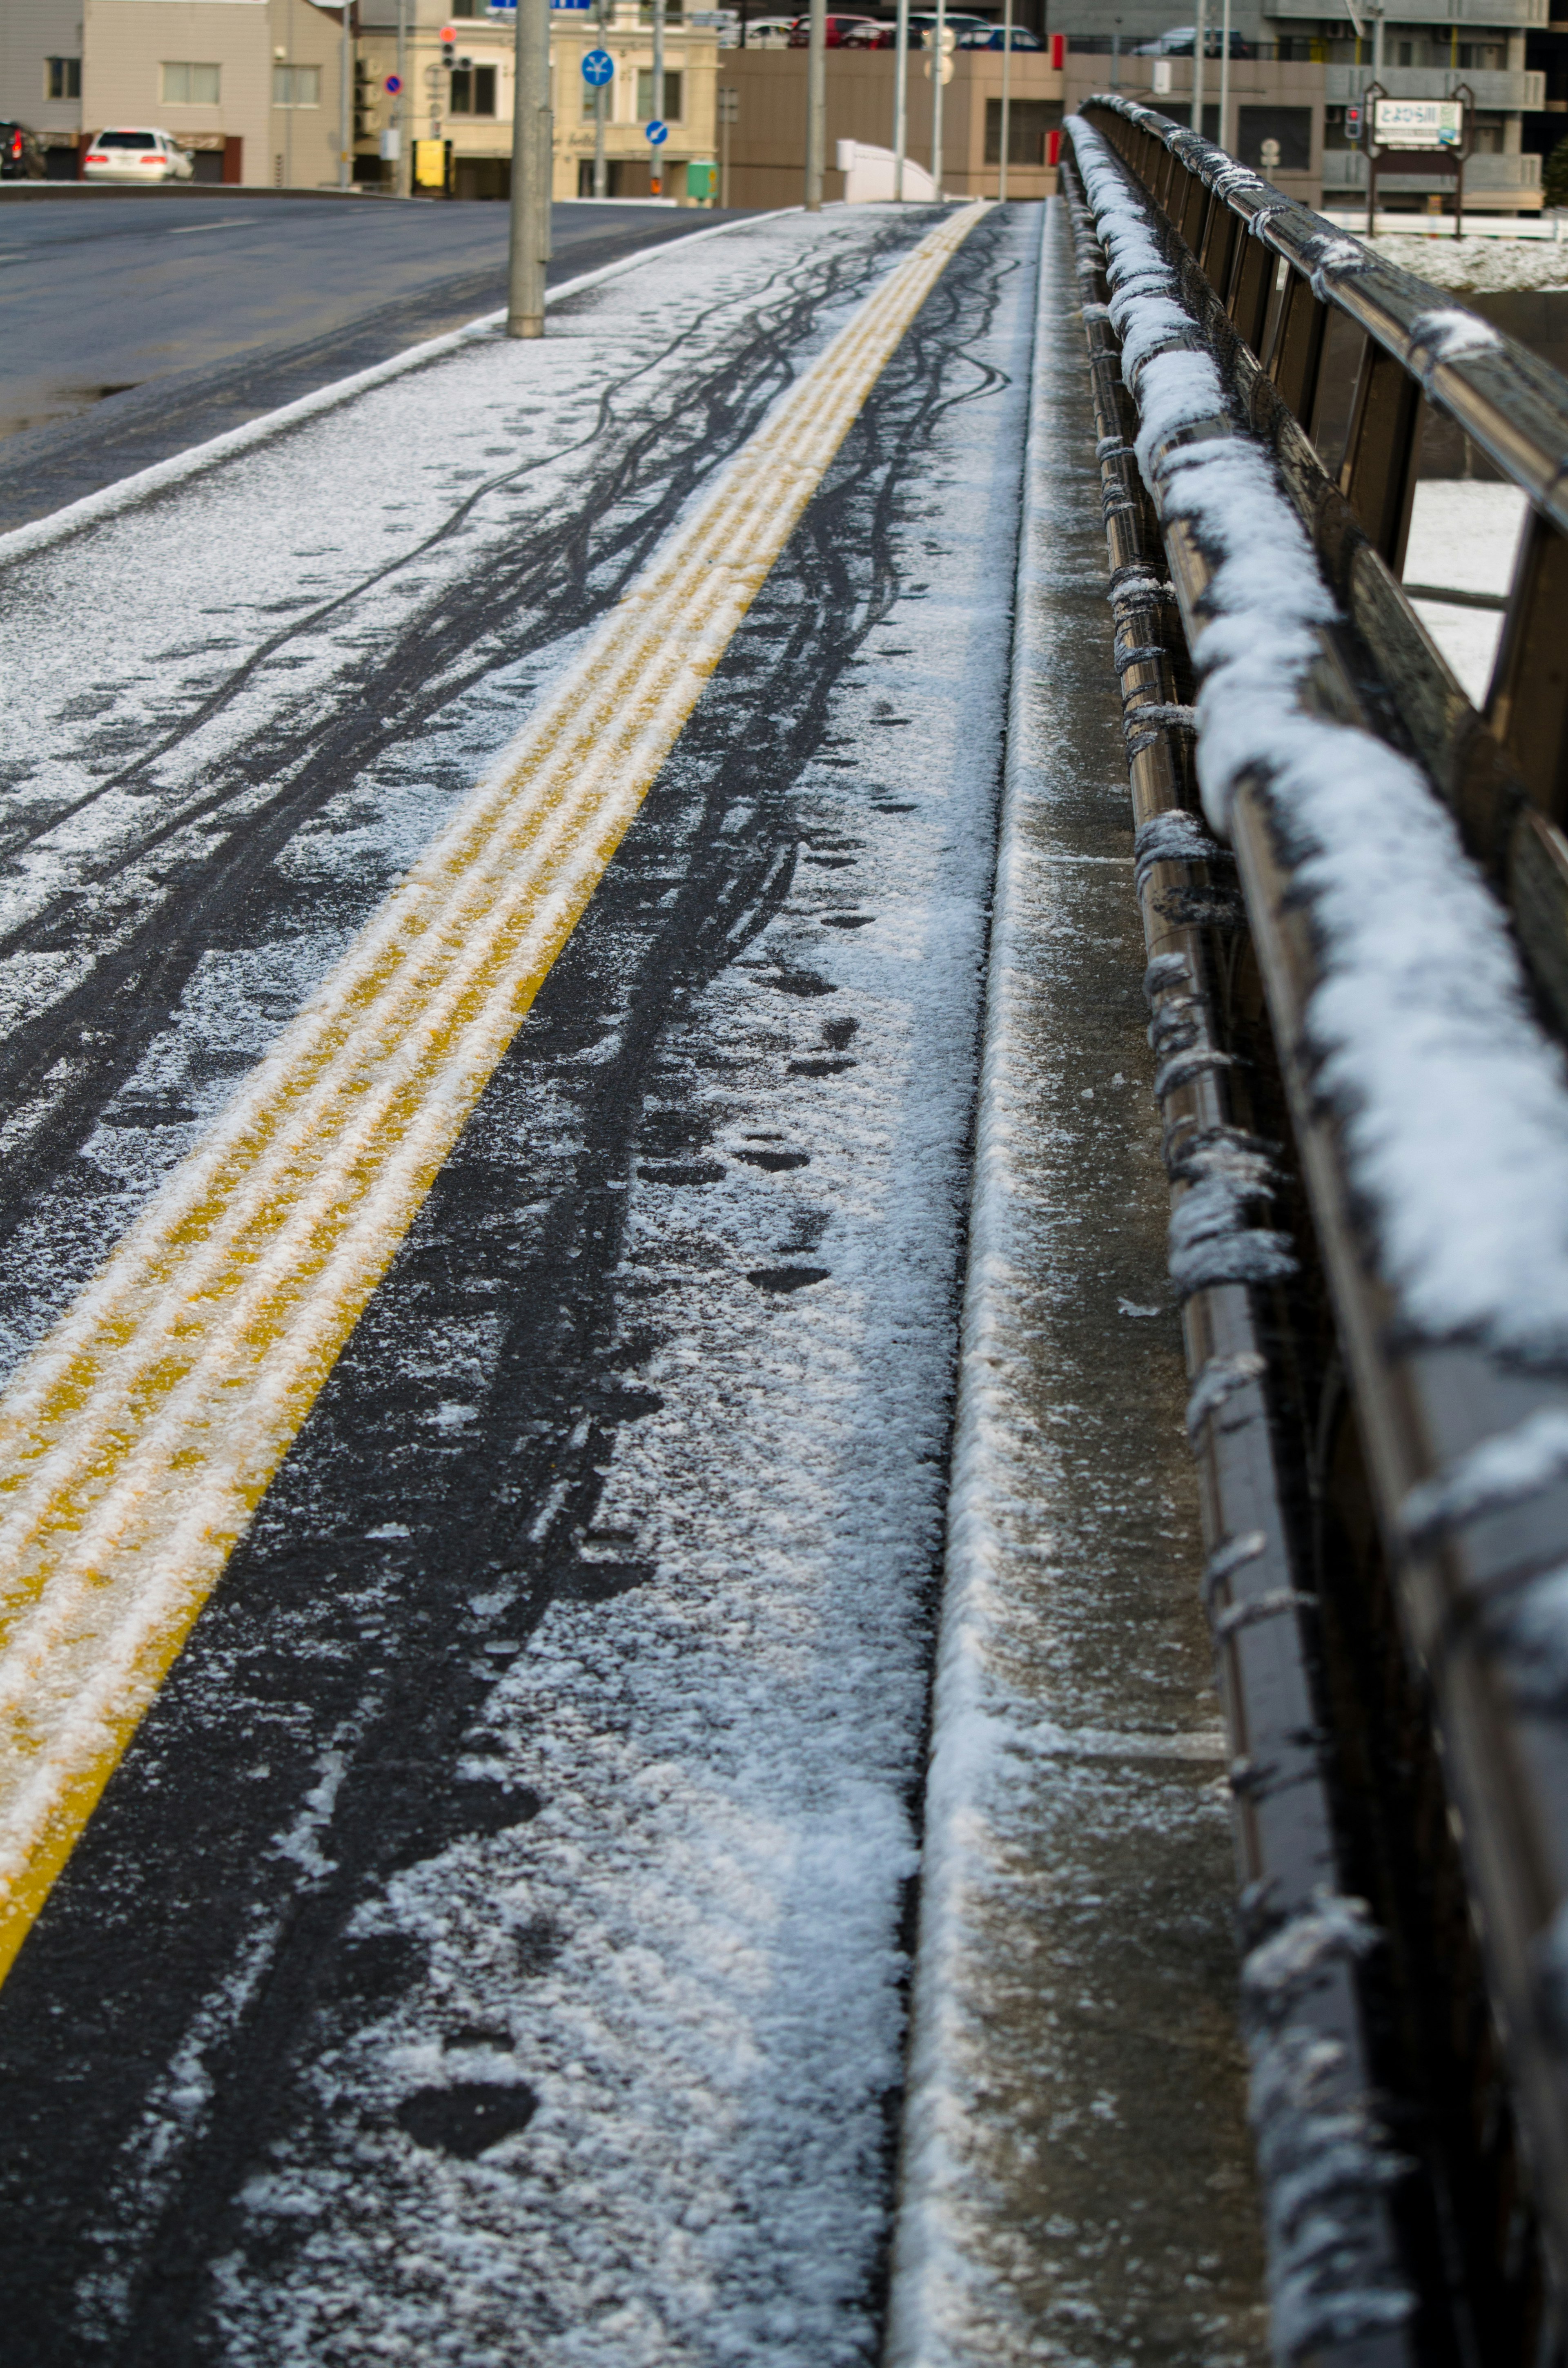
739,18,800,46
83,128,195,183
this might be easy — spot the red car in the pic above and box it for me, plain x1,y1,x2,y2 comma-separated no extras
840,19,895,42
788,15,879,43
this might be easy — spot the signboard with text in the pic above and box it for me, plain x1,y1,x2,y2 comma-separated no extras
1372,98,1463,149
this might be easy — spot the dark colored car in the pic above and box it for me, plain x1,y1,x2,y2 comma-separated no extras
1133,25,1253,56
787,13,878,42
957,24,1043,46
0,122,46,180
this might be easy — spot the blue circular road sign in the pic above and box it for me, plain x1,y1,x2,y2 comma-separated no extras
384,72,403,92
582,46,615,83
645,117,668,144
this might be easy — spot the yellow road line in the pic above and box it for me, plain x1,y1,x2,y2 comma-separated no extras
0,202,988,1982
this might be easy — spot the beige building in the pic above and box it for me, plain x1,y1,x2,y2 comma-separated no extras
718,45,1065,208
0,0,349,187
356,0,718,202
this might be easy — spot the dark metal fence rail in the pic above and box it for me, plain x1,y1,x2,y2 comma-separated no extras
1066,96,1568,2361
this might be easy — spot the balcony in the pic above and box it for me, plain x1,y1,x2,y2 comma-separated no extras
1267,0,1546,23
1325,60,1546,101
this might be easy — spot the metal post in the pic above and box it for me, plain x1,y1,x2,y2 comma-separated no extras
893,0,908,198
719,89,732,205
1218,0,1230,151
1110,23,1120,90
593,0,607,195
804,0,826,209
931,0,945,198
396,0,408,196
507,0,552,336
652,0,665,191
339,0,352,190
1191,0,1206,142
998,0,1011,200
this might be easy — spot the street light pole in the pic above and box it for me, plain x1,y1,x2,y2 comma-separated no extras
396,0,408,196
507,0,552,336
998,0,1012,199
1218,0,1230,149
652,0,666,193
1192,0,1206,141
804,0,825,209
593,0,607,196
931,0,945,197
893,0,908,198
339,0,352,190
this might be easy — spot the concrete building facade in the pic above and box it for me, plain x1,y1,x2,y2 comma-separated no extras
0,0,349,187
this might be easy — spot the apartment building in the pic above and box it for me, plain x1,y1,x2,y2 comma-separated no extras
0,0,349,187
354,0,719,201
1052,0,1545,211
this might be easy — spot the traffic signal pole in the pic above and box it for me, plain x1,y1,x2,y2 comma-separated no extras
804,0,826,210
507,0,552,336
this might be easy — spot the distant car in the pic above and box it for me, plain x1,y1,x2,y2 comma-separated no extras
840,19,896,42
908,11,996,42
958,23,1042,45
0,122,45,180
739,16,800,45
82,128,196,183
1134,25,1253,55
788,14,878,42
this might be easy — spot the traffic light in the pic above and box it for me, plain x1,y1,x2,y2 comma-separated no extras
440,23,457,66
1345,100,1363,143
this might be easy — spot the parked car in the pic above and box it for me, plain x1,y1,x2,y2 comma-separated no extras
1133,25,1253,55
82,128,196,183
0,122,46,180
738,15,799,42
907,11,996,43
788,14,878,42
958,24,1043,45
840,19,896,42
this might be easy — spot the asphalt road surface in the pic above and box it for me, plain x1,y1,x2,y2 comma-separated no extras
0,194,752,529
0,201,1266,2364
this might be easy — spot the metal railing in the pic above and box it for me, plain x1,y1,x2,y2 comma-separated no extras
1067,91,1568,2357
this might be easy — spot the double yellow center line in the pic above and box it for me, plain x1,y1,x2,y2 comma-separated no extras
0,204,987,1982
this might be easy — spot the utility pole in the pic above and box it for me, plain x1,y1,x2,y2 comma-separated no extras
931,0,945,196
339,0,352,190
718,83,737,206
804,0,825,209
396,0,408,196
1218,0,1230,148
998,0,1012,198
507,0,552,336
651,0,665,193
1191,0,1206,140
593,0,608,195
893,0,908,198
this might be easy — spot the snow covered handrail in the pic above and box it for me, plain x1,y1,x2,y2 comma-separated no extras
1064,104,1568,2352
1078,90,1568,832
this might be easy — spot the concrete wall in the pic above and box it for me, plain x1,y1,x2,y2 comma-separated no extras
717,46,1065,209
268,0,346,189
0,0,83,153
83,0,271,182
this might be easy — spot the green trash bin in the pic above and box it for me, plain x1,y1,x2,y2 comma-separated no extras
685,158,717,204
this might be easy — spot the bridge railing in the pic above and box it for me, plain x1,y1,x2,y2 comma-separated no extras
1066,94,1568,2359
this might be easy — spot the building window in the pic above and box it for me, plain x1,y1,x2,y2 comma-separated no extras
1238,105,1312,173
983,98,1061,164
449,64,497,114
162,62,222,104
273,65,322,107
46,57,81,100
636,68,682,119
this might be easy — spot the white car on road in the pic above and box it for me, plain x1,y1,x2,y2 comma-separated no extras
83,128,195,183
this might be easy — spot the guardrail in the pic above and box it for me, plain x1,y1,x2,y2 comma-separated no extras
1066,92,1568,2359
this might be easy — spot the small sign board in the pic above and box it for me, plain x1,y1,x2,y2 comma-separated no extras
645,118,669,144
582,46,615,83
384,72,403,93
1372,97,1463,149
414,136,448,187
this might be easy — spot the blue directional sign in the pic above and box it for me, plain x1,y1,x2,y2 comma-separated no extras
582,46,615,83
645,117,669,144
